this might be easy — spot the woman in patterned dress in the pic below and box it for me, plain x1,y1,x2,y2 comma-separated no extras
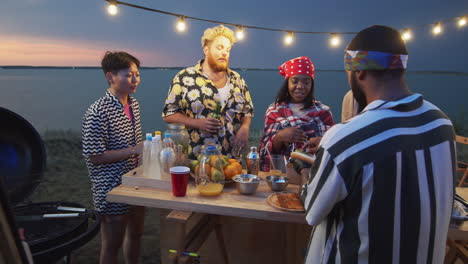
259,56,335,171
82,51,144,264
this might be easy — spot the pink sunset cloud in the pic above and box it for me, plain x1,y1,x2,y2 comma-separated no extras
0,35,172,66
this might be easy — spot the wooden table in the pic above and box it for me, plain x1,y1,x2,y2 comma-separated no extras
108,172,306,224
108,171,311,264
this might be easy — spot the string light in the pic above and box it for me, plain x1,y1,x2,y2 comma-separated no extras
329,34,341,47
107,1,118,16
235,26,245,41
457,17,467,28
176,17,186,32
103,1,467,47
402,29,412,41
432,23,442,35
284,32,294,46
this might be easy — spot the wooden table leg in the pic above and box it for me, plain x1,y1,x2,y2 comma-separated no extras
166,211,230,264
213,216,229,264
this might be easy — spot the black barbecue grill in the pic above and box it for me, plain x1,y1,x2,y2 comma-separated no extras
0,107,100,264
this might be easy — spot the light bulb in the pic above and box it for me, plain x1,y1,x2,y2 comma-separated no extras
176,17,186,32
176,17,187,32
236,28,245,40
458,17,467,27
329,35,340,47
402,30,412,41
107,3,118,16
432,23,442,35
284,32,294,46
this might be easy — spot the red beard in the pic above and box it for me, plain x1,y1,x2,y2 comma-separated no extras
207,53,228,72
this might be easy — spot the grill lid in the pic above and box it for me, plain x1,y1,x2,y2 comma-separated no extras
0,107,46,205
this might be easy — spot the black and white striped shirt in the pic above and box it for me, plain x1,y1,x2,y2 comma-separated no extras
82,90,142,215
302,94,456,264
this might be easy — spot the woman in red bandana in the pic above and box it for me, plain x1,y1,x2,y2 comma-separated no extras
259,56,335,171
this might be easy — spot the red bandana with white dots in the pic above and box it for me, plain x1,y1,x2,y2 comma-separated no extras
278,56,315,79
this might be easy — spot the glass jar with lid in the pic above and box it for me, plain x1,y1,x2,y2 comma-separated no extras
164,123,191,156
196,144,226,196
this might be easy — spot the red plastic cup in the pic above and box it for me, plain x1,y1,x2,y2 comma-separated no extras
170,166,190,197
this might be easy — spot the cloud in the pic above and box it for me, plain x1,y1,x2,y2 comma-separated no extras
0,34,174,66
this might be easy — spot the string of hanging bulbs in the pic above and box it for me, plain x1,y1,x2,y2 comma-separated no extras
105,0,466,47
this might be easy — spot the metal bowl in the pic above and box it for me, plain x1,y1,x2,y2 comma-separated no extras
232,174,260,195
266,175,289,192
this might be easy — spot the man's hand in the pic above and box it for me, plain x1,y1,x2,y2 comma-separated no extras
303,137,322,154
232,125,249,156
278,127,307,145
197,117,221,134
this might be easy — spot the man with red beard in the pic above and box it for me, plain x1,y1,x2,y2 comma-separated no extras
163,25,254,159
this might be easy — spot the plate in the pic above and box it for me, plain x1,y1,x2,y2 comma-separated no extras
266,191,305,213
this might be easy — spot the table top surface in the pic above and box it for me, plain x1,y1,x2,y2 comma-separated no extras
107,170,307,224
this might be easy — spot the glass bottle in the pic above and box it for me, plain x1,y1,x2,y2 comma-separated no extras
246,146,260,175
164,123,190,156
159,133,176,181
210,102,222,135
196,144,226,196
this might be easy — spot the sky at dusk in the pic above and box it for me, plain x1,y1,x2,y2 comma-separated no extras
1,0,467,71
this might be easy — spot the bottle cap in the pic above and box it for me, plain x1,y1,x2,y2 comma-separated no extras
155,131,161,136
146,133,152,141
250,146,257,152
164,132,171,138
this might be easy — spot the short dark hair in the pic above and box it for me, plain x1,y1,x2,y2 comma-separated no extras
101,51,140,74
275,78,315,109
346,25,408,54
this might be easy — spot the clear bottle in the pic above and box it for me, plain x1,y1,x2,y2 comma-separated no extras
196,144,225,196
142,133,153,177
159,133,176,181
246,146,260,175
164,124,190,156
149,134,162,179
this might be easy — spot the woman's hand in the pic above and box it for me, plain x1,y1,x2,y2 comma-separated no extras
303,137,322,154
196,117,221,134
278,127,307,145
133,142,144,156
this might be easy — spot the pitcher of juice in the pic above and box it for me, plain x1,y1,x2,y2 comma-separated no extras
196,144,226,196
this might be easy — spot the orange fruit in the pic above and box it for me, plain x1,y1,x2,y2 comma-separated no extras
230,162,243,174
223,164,239,180
228,159,238,163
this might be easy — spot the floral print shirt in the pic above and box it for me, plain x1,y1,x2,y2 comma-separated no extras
162,60,254,159
258,101,334,171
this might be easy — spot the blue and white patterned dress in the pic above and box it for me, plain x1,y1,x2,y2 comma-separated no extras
82,90,142,215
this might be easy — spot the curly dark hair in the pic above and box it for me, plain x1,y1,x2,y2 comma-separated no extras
275,78,315,109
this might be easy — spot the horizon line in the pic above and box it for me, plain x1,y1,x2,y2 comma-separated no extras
1,65,467,75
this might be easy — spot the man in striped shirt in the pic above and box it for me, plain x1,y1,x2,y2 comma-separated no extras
302,25,456,264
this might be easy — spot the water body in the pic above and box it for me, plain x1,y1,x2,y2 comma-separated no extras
1,68,467,134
